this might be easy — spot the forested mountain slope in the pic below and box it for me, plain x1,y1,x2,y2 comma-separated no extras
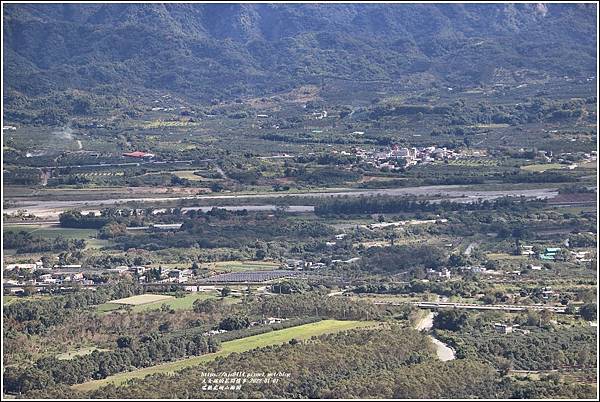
3,3,597,109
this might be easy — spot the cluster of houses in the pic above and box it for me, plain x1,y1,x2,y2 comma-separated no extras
4,262,91,292
202,317,287,337
349,144,486,171
311,110,328,119
284,259,327,270
426,268,452,280
108,265,193,283
3,261,197,294
539,247,562,261
521,245,562,261
522,245,592,264
571,250,592,263
493,323,530,335
283,255,360,271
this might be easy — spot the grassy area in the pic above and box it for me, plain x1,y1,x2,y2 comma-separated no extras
520,163,565,172
72,319,376,392
95,303,123,313
131,293,217,312
96,293,220,314
3,294,51,305
210,260,280,272
110,294,175,306
486,253,529,261
85,238,113,249
56,346,109,360
3,224,98,240
171,170,205,181
578,160,597,169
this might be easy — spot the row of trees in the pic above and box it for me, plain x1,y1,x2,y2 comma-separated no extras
315,196,543,216
250,293,386,321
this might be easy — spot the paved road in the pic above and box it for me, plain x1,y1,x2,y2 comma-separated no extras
4,184,559,218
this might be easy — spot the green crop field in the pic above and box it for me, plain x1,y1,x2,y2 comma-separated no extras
95,303,123,314
95,293,219,314
3,294,51,305
72,319,376,392
131,293,217,312
3,225,98,240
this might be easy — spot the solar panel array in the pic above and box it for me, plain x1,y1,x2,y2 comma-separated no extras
200,270,301,283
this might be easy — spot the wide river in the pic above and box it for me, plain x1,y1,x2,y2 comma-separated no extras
5,184,559,219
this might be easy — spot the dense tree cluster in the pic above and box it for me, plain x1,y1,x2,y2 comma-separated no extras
59,210,111,229
27,326,595,399
435,324,597,371
359,245,446,275
3,282,142,334
250,293,385,321
3,331,219,394
315,196,543,216
4,231,85,254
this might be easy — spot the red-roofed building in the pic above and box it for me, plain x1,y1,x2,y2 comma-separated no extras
123,151,155,159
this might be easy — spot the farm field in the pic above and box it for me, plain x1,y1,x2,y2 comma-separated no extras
131,293,217,312
486,253,530,261
520,163,566,172
95,303,123,314
209,260,280,272
96,293,221,314
72,319,377,392
56,346,110,361
3,224,98,240
110,294,174,306
3,294,51,305
84,238,113,249
171,170,205,181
